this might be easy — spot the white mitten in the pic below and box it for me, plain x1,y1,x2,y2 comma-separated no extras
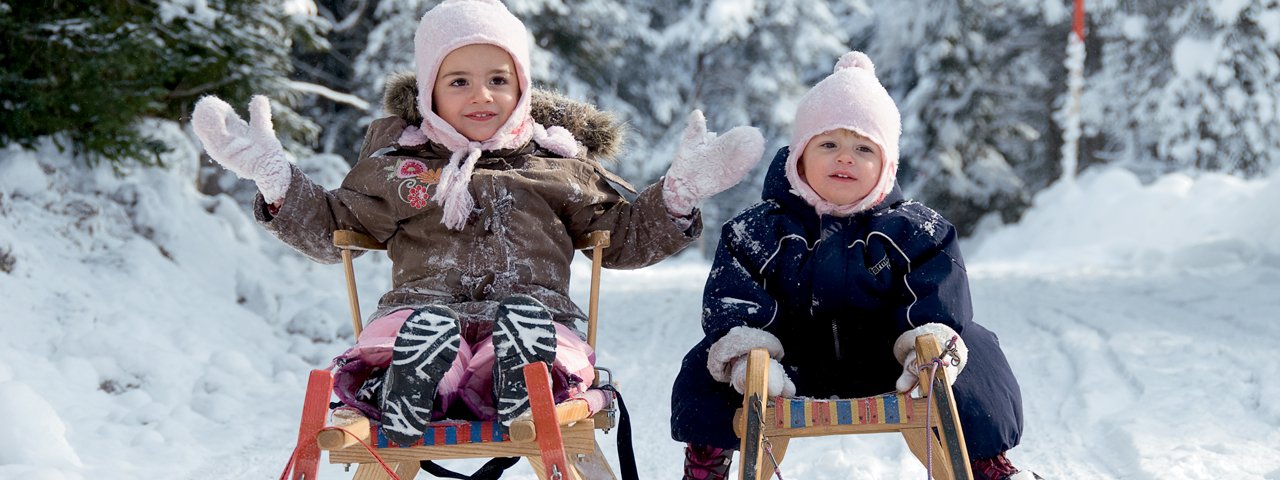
893,323,968,393
729,355,796,397
662,110,765,216
191,95,291,203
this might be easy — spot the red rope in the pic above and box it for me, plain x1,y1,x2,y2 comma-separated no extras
279,426,402,480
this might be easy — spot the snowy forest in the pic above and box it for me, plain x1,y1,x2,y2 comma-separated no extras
4,0,1279,244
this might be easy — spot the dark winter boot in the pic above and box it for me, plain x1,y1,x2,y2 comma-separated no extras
379,305,462,447
491,294,557,429
683,444,732,480
972,451,1044,480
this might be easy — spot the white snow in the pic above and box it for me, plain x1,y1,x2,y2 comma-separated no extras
3,125,1280,479
1171,36,1221,80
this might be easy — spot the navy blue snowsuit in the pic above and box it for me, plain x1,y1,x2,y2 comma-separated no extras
670,147,1023,460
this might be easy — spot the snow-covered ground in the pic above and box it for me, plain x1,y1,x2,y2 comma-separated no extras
2,127,1278,479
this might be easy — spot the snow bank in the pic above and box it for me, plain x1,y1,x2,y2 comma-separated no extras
968,166,1280,275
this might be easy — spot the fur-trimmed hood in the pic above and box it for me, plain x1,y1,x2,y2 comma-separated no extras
382,72,624,161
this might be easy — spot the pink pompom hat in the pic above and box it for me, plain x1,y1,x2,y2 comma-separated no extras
785,51,902,216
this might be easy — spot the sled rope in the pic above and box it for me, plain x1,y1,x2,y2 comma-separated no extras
762,434,785,480
282,426,402,480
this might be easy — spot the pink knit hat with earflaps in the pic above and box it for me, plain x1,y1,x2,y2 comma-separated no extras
398,0,580,230
785,51,902,217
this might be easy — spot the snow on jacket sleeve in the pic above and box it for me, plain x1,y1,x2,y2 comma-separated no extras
560,163,702,270
888,204,974,334
699,212,779,339
251,165,389,264
251,119,405,264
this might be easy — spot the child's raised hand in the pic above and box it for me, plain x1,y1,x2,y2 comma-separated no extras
662,110,766,216
191,95,291,203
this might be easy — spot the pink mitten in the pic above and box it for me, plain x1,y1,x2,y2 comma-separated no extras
191,95,291,203
662,110,765,216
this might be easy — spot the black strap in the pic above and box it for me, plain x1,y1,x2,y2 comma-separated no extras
600,385,639,480
420,457,519,480
417,386,639,480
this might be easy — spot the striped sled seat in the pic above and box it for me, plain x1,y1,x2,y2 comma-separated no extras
734,335,974,480
286,230,625,480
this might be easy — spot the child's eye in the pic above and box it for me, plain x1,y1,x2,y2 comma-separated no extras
820,141,837,149
490,76,509,86
857,145,873,153
449,78,469,87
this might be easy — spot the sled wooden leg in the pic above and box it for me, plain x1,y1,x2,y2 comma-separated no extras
526,362,576,480
737,349,772,480
903,428,955,480
352,461,419,480
929,385,972,480
913,336,973,480
571,440,618,480
528,456,585,480
292,369,333,480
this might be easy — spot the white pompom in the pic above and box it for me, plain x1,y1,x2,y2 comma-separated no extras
834,51,876,77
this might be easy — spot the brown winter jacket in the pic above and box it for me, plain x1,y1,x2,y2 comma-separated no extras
253,75,700,340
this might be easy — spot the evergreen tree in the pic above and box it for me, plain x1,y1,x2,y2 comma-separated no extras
0,1,325,168
1086,0,1280,177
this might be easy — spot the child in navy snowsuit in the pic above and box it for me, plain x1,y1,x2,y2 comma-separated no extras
670,51,1034,480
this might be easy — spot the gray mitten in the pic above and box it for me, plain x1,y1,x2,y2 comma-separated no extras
893,323,968,393
708,326,795,397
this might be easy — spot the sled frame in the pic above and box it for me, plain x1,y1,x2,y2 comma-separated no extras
289,229,620,480
734,335,973,480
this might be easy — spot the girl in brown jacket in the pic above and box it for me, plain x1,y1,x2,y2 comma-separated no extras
191,0,764,448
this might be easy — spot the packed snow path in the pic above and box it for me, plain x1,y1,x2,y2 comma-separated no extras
549,259,1280,479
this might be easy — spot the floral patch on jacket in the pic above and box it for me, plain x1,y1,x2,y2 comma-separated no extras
384,159,442,209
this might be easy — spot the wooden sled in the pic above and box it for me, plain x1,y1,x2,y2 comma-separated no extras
287,230,622,480
734,335,973,480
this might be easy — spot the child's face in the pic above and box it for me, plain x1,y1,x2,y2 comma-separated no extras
432,43,521,142
798,129,883,206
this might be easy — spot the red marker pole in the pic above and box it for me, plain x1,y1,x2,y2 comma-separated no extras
1074,0,1085,41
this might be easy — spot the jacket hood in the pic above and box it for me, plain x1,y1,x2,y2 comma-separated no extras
383,72,624,161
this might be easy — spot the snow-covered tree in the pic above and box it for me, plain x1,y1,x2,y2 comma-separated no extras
863,0,1065,233
292,0,378,158
1085,0,1280,178
570,0,857,251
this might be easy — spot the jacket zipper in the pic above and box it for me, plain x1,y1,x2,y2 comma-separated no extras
831,319,843,361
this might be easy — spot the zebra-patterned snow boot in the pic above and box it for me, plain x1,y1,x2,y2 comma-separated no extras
492,294,558,429
379,305,461,447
